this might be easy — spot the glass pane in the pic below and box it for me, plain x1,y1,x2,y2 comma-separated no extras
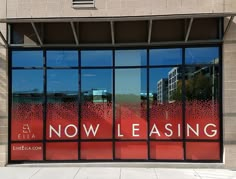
115,142,147,159
11,143,43,160
46,70,78,140
12,70,43,94
81,142,112,160
115,50,146,66
150,48,182,66
185,47,219,64
46,142,78,160
149,68,183,140
115,69,147,139
81,50,112,67
150,142,183,160
47,50,78,67
12,70,43,141
81,69,112,139
186,142,220,160
185,66,220,140
12,50,43,67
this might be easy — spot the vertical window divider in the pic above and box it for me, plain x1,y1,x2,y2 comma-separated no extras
112,49,116,160
43,49,47,161
78,50,81,160
8,48,12,163
147,49,150,160
219,45,223,162
182,48,186,160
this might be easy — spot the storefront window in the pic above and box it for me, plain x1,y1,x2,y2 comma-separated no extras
10,47,221,162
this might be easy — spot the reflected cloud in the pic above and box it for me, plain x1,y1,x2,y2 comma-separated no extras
83,74,96,77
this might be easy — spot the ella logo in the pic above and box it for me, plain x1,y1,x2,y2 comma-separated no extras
18,124,36,140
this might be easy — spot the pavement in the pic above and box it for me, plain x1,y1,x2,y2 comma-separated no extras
0,167,236,179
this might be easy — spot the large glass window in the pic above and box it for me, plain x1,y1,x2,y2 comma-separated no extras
10,47,221,162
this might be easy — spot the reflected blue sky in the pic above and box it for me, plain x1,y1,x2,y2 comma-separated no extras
186,47,219,64
150,68,173,93
12,48,219,94
81,50,112,67
47,70,78,93
12,50,43,67
47,50,78,67
82,69,112,93
150,48,182,66
115,50,146,66
12,70,43,93
115,69,146,94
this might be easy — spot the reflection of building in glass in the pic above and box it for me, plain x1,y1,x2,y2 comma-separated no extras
167,58,219,102
192,58,219,77
168,67,181,102
83,89,108,103
157,78,168,104
191,58,219,100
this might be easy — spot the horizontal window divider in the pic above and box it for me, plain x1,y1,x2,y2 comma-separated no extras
12,139,221,143
11,65,218,69
46,67,79,69
184,64,219,67
80,139,114,142
12,67,44,70
114,66,148,69
81,66,113,69
184,139,221,142
114,139,148,142
46,140,79,143
11,140,44,143
149,139,184,142
149,65,183,68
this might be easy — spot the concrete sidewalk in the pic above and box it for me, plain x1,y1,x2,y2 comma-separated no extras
0,167,236,179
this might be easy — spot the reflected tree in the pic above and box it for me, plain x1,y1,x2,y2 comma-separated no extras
172,73,213,101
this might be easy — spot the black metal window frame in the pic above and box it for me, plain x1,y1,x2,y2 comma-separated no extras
8,45,223,164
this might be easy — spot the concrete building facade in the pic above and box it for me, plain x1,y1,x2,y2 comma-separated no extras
0,0,236,169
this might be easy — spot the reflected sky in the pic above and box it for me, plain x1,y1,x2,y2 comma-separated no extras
12,70,43,93
12,50,43,67
150,48,182,66
115,50,146,66
150,68,174,93
47,70,78,93
47,50,78,67
185,47,219,64
82,69,112,93
115,69,146,94
81,50,112,67
12,47,219,94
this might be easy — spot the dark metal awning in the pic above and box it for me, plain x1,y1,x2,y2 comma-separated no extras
0,13,235,48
